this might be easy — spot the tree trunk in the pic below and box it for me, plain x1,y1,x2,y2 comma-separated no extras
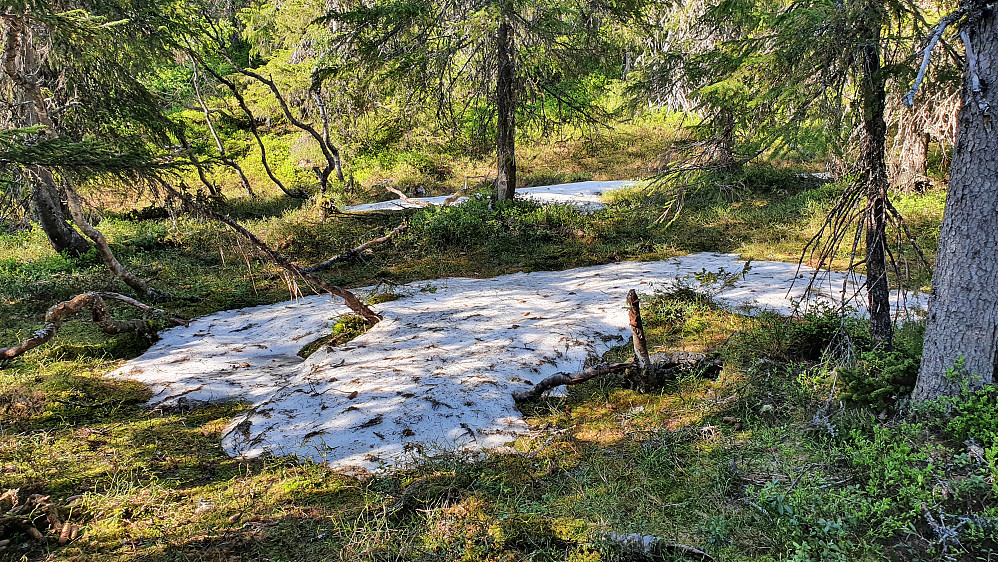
29,168,92,257
859,29,893,349
914,5,998,401
495,4,517,200
4,15,91,257
891,110,929,191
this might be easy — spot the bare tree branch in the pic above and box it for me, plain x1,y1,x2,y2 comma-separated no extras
304,221,407,273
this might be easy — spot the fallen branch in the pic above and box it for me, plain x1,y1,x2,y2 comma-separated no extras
385,185,430,207
304,221,408,273
512,362,632,403
0,292,188,361
166,185,381,324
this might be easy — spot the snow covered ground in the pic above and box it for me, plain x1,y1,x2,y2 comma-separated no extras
344,180,635,212
113,253,925,473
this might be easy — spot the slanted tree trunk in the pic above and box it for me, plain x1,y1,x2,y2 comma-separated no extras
859,23,894,349
3,15,91,256
495,3,517,200
914,4,998,401
28,168,92,257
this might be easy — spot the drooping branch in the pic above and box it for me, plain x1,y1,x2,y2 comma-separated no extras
165,183,380,324
191,62,255,198
213,46,346,194
903,10,963,107
304,221,407,273
0,292,188,361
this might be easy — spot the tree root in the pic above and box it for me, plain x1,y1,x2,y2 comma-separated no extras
0,292,188,361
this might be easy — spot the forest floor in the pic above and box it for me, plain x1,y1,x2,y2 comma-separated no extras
1,125,994,561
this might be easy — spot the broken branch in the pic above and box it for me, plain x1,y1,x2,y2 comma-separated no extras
385,185,430,207
903,10,962,107
512,362,632,403
166,185,381,324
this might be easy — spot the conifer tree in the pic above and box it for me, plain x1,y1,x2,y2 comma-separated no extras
319,0,645,199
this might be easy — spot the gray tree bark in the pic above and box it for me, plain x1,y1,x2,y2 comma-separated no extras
495,3,517,200
914,3,998,401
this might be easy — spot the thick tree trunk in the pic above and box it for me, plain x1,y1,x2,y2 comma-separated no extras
29,168,92,257
860,33,893,349
495,5,517,200
914,5,998,401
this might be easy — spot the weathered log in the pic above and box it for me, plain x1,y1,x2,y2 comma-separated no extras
304,221,408,273
0,292,188,361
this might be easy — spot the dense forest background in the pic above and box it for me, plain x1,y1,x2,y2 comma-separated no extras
1,0,997,560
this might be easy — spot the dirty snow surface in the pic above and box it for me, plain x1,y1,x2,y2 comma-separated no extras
114,253,924,472
344,180,634,212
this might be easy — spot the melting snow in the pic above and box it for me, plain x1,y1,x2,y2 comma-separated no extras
113,253,924,473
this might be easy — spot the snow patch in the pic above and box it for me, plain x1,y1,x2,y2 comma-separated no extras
344,180,635,212
113,253,924,472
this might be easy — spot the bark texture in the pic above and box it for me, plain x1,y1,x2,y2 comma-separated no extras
859,24,894,349
914,4,998,400
495,4,517,200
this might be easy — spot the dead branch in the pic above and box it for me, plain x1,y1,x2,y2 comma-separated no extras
166,184,381,324
903,9,963,107
191,61,254,198
63,181,164,300
186,49,306,199
385,185,430,207
304,221,408,273
0,292,188,361
512,351,721,402
512,362,632,402
627,289,651,369
213,46,345,194
607,532,715,561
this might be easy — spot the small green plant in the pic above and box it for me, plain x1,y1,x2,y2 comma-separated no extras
297,315,369,358
836,349,919,410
